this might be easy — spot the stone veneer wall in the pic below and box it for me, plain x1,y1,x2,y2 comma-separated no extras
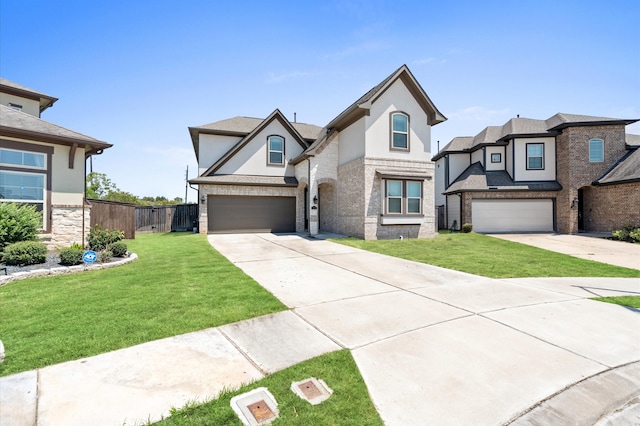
49,204,91,247
197,184,297,234
555,125,627,234
460,191,558,228
581,182,640,232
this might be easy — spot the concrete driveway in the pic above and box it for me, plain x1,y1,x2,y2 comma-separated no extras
208,233,640,425
487,233,640,270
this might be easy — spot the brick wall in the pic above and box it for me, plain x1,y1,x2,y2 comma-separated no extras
582,182,640,232
556,124,627,233
336,158,366,238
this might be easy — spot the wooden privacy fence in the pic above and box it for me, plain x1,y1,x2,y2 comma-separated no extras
135,204,199,233
88,199,136,239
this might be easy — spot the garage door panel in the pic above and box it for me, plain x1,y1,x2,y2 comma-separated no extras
208,196,295,233
472,199,553,233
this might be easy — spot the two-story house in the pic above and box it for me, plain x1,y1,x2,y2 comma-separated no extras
433,113,640,234
0,78,112,246
189,65,446,239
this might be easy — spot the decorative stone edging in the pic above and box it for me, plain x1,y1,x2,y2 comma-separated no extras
0,253,138,286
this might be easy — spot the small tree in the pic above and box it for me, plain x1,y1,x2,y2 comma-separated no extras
0,203,41,251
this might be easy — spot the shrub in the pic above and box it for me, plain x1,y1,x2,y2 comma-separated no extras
2,241,47,266
109,241,128,257
59,246,84,266
88,225,124,251
612,224,637,242
0,203,41,251
461,223,473,233
629,228,640,243
98,249,113,263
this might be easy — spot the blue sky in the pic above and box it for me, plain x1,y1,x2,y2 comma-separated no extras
2,0,639,201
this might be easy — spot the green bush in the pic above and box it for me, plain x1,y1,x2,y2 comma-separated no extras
0,203,41,251
88,225,124,251
629,228,640,243
612,224,638,242
59,246,84,266
98,249,113,263
3,241,47,266
461,223,473,233
109,241,128,257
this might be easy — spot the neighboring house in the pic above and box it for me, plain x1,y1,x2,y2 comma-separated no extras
0,78,112,246
189,65,446,239
433,113,640,234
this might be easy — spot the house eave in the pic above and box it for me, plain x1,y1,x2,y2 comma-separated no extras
0,125,112,150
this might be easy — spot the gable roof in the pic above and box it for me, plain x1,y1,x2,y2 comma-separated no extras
0,104,111,151
189,115,322,160
325,64,446,132
201,109,310,175
546,113,638,131
594,145,640,185
0,78,58,113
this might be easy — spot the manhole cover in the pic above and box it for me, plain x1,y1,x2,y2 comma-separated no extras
291,377,333,405
230,387,279,425
247,400,275,423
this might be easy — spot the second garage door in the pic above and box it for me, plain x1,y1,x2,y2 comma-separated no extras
472,199,554,233
208,195,296,233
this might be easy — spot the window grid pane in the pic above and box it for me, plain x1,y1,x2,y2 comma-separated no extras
0,171,45,201
589,139,603,162
0,149,45,168
527,144,544,170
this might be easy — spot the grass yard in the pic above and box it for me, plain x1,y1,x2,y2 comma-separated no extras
155,350,383,426
334,232,640,278
0,233,287,377
592,296,640,308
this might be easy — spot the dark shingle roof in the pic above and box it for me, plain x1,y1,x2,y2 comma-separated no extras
0,104,111,148
546,113,637,130
0,78,58,112
189,175,298,186
595,146,640,185
444,162,561,194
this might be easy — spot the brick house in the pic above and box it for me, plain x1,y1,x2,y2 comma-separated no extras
0,78,112,246
189,65,446,239
433,114,639,233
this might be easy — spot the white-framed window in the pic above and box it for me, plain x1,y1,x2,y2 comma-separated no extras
0,146,49,230
526,143,544,170
267,135,285,165
391,112,409,150
385,179,422,215
589,139,604,162
0,148,46,169
491,153,501,163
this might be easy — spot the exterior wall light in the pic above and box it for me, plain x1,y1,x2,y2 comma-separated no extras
200,195,206,204
313,195,318,204
571,196,579,209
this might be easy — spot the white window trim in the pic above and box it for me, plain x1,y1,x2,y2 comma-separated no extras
526,143,545,170
267,135,285,166
0,148,47,170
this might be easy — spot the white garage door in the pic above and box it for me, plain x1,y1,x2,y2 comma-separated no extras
472,199,554,233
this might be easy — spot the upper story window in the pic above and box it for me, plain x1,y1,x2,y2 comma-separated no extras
267,135,285,165
589,139,604,162
8,103,23,111
0,148,46,169
391,112,409,150
526,143,544,170
385,179,422,215
491,153,502,163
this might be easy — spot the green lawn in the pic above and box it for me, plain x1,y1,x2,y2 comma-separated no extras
0,233,287,377
155,350,383,426
334,233,640,278
592,296,640,308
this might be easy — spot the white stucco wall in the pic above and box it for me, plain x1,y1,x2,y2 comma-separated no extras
471,149,483,166
338,117,365,165
448,153,470,184
434,158,446,207
446,194,461,230
216,120,305,176
364,79,432,161
51,144,87,205
485,146,505,171
198,134,241,175
0,93,41,117
512,137,556,181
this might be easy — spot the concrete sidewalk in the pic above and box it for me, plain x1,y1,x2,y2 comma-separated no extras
1,233,638,425
488,233,640,270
